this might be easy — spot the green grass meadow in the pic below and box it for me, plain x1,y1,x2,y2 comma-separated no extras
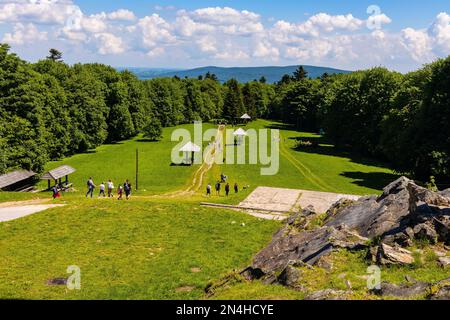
0,120,403,299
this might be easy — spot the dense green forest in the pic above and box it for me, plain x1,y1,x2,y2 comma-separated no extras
0,44,449,184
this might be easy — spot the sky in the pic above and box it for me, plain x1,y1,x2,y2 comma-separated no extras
0,0,449,72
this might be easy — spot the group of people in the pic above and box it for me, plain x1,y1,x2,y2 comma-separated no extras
206,173,239,197
86,177,132,200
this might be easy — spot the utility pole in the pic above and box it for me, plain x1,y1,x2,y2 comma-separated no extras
136,148,139,191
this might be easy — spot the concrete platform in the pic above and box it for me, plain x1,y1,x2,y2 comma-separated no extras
238,187,361,219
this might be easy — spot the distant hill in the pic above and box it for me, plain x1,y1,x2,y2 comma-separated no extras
116,67,183,79
119,65,351,83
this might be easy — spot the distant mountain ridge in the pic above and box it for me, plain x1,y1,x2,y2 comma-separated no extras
120,65,351,83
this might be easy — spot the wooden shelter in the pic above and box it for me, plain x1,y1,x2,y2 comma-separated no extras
179,142,201,165
0,170,37,192
41,165,76,190
233,128,248,145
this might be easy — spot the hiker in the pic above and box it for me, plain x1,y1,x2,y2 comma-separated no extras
234,183,239,194
215,182,221,196
99,182,106,198
206,183,212,197
225,183,230,196
86,177,95,198
107,180,114,198
52,185,61,200
118,185,123,200
124,180,132,200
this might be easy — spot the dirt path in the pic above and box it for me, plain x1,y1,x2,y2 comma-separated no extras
138,125,224,199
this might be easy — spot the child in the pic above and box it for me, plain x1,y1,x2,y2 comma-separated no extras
234,183,239,194
206,183,212,197
118,185,123,200
99,182,106,198
225,183,230,196
107,180,114,198
52,186,61,200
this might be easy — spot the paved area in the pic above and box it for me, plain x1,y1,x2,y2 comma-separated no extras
238,187,361,220
0,203,65,222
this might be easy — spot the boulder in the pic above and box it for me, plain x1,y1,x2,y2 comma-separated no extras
429,278,450,300
373,281,430,298
376,243,414,265
413,223,438,244
277,265,303,289
438,256,450,268
304,289,352,300
251,225,369,276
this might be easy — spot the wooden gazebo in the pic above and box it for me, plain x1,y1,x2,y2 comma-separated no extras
0,170,37,192
41,165,76,190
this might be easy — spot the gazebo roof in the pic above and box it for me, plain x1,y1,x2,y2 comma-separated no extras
41,165,76,180
0,170,36,189
240,113,251,119
233,128,248,136
179,142,201,152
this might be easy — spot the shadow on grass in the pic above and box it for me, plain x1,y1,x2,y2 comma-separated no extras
340,171,400,191
288,136,401,190
137,138,160,143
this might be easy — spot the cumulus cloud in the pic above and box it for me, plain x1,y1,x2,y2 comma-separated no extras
2,22,47,45
93,32,125,55
0,3,449,71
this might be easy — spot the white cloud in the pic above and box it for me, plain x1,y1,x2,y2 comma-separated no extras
2,22,47,45
0,0,80,25
107,9,136,21
93,32,125,55
0,4,448,72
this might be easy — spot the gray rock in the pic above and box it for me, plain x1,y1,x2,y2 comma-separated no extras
251,225,369,275
277,265,302,288
374,281,430,298
413,223,438,244
304,289,352,300
376,243,414,265
429,278,450,300
438,256,450,268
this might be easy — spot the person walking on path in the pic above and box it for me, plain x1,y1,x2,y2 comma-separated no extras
225,183,230,197
234,183,239,194
118,185,124,200
99,182,106,198
124,180,132,200
206,183,212,197
52,186,61,200
215,182,221,196
86,177,95,198
107,180,114,198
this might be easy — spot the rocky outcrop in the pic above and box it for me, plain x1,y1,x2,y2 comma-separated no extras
245,176,450,281
429,278,450,300
208,177,450,299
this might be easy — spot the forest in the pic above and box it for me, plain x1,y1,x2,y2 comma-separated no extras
0,43,449,185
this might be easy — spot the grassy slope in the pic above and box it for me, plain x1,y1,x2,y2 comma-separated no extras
0,198,279,299
202,120,398,205
0,120,404,300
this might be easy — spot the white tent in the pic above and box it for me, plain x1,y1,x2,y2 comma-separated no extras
240,113,251,120
233,128,247,145
233,128,248,136
179,142,201,164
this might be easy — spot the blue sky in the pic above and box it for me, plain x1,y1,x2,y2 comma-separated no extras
0,0,449,72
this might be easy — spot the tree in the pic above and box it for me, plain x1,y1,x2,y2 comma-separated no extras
259,76,267,84
293,66,308,81
223,79,244,121
47,49,63,62
143,116,162,141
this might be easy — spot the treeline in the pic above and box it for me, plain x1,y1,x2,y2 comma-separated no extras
1,43,449,184
269,58,450,183
0,45,273,174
